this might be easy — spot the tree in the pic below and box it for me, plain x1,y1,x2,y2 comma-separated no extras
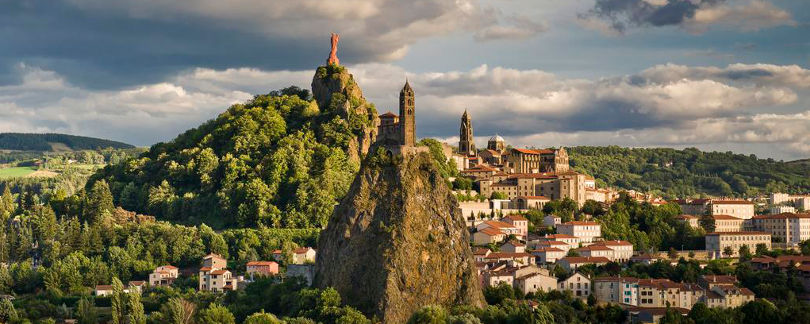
198,303,235,324
128,290,146,324
164,298,196,324
756,243,768,256
668,247,679,260
76,297,98,324
739,245,752,261
407,305,448,324
699,214,715,233
0,299,16,323
490,191,507,200
84,180,114,224
723,246,734,258
243,311,283,324
111,278,126,324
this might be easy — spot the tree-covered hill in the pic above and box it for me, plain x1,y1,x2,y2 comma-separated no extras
89,65,380,229
0,133,134,151
569,146,810,198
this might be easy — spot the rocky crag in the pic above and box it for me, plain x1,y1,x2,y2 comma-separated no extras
312,64,379,162
315,149,484,323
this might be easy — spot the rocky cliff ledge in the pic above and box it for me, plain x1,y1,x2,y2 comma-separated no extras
311,64,378,162
314,148,484,323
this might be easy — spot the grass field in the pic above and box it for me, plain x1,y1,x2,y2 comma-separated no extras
0,166,37,179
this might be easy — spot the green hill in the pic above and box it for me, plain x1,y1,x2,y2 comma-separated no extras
568,146,810,198
0,133,134,151
89,65,379,229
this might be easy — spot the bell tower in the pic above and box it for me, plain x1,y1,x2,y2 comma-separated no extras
399,80,415,146
459,110,476,156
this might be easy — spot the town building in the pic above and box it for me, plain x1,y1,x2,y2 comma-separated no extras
542,214,561,228
770,205,797,214
558,272,592,298
749,213,810,247
199,253,238,292
771,193,810,211
674,215,699,228
472,227,506,245
531,247,566,264
557,221,601,243
501,214,529,237
710,215,744,232
591,240,634,262
557,256,610,272
541,234,581,247
292,247,317,264
677,199,755,220
594,276,640,306
149,265,179,287
705,232,771,259
375,81,427,156
246,261,279,279
575,245,615,260
500,241,525,253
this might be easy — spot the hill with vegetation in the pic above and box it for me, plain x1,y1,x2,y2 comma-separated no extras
0,133,134,151
90,65,380,229
568,146,810,198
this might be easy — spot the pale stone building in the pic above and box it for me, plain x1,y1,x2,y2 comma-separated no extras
558,272,592,298
592,240,634,262
149,265,179,287
674,214,699,228
575,245,615,260
292,247,317,264
246,261,279,279
557,256,610,272
531,247,566,264
677,199,755,220
472,227,506,244
711,214,744,232
749,212,810,246
594,277,639,306
705,232,771,259
199,254,238,292
557,221,601,243
501,214,529,237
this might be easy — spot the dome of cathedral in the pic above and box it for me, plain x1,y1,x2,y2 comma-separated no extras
489,134,504,143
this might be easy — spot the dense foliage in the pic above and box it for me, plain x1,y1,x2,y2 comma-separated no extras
569,146,810,198
90,84,378,228
0,133,134,151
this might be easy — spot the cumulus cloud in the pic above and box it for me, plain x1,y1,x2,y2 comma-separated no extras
2,61,809,159
579,0,795,35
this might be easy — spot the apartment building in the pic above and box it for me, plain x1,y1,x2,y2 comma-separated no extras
705,232,771,259
711,215,744,232
592,240,634,262
749,213,810,246
557,221,601,243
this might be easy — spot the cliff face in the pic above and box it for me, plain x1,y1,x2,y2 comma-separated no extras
311,65,378,162
315,150,485,323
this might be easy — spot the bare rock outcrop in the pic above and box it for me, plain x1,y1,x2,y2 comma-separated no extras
315,149,485,323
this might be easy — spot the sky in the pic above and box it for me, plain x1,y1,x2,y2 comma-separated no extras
1,0,809,160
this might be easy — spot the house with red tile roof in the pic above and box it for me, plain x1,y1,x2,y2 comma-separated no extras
246,261,279,279
292,247,317,264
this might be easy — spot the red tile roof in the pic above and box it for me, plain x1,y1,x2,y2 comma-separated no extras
711,214,742,220
711,200,754,205
210,270,229,275
753,213,810,220
482,220,516,229
594,240,633,246
199,267,212,272
538,240,569,246
379,112,397,118
294,247,315,254
512,148,542,155
478,227,504,236
503,214,528,221
532,247,564,253
247,261,278,266
561,221,600,226
95,285,113,290
706,231,770,236
560,256,610,264
577,245,613,251
544,234,577,239
518,196,550,200
674,214,698,220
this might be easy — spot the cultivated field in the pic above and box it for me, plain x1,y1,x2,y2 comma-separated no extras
0,166,37,179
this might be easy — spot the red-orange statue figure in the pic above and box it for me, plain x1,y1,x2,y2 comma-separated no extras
327,33,340,65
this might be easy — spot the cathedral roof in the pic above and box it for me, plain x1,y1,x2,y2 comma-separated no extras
489,134,504,143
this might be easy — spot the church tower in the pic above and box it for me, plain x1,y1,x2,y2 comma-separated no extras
399,80,416,146
459,110,476,156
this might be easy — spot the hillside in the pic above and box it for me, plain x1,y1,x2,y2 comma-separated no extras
90,66,380,229
569,146,810,198
0,133,134,151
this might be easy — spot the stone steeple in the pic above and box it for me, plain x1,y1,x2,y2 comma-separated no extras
399,79,415,147
459,110,475,156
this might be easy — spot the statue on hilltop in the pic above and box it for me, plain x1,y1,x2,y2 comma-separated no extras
327,33,340,65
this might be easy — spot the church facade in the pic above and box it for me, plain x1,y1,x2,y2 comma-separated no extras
375,81,427,155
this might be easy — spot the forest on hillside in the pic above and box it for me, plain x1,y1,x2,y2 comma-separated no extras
568,146,810,198
0,133,134,151
89,81,379,229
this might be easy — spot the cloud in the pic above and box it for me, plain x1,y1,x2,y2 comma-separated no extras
579,0,796,35
0,0,547,90
2,61,809,159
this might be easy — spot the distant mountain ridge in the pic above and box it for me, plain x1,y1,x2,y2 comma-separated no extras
0,133,134,151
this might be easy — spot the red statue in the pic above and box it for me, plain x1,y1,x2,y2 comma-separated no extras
327,33,340,65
